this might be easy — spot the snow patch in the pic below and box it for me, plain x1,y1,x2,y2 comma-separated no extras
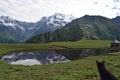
3,23,16,29
0,19,4,23
19,25,25,30
29,27,35,30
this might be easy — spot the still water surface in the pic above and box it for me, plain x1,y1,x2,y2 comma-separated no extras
2,49,110,65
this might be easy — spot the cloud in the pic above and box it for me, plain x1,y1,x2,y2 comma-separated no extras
113,0,120,2
116,12,120,16
0,0,120,22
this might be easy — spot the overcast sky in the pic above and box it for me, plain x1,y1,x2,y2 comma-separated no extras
0,0,120,22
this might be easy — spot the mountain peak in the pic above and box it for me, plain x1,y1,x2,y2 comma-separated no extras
115,16,120,18
82,15,108,19
112,16,120,23
33,13,75,34
0,16,17,28
46,13,75,26
0,16,14,21
78,15,110,24
54,12,64,16
52,13,75,22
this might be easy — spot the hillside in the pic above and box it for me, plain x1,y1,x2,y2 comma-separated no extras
26,15,120,43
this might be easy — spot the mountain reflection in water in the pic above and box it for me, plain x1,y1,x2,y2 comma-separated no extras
2,49,110,66
2,51,70,66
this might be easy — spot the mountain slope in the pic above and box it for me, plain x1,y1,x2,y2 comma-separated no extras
26,15,120,43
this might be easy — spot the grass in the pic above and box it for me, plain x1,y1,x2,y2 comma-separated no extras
0,52,120,80
50,40,111,48
0,40,120,80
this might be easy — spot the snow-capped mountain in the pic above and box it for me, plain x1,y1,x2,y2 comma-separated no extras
0,16,35,43
0,13,75,43
0,16,35,31
0,16,17,29
34,13,75,34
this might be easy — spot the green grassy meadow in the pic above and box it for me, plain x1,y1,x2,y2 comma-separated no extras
0,40,120,80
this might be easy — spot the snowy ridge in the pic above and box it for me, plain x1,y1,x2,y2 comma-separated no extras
34,13,75,34
0,16,35,31
0,16,17,29
47,13,75,27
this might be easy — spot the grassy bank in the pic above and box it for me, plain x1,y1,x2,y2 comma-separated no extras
0,52,120,80
1,40,120,80
0,40,111,56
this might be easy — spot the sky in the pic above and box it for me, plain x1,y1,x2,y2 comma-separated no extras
0,0,120,22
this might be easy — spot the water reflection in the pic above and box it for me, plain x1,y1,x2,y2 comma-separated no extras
2,51,70,66
56,49,110,60
2,49,110,65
